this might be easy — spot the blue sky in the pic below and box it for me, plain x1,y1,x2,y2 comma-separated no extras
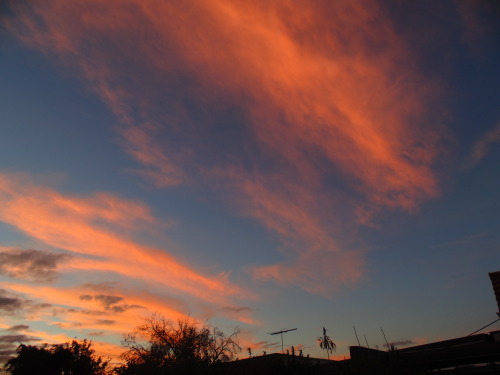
0,0,499,362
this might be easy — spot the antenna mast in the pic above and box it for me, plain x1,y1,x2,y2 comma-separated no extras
268,328,297,353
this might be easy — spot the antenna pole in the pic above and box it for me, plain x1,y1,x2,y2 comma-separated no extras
268,328,297,354
380,327,390,350
353,326,361,346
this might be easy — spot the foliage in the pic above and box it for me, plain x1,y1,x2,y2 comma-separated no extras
116,314,240,375
317,326,336,360
4,339,110,375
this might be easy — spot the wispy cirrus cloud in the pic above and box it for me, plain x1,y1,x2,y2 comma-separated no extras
0,173,246,304
464,121,500,169
0,171,255,355
224,174,364,294
0,282,222,363
0,280,257,362
5,0,446,293
121,124,186,188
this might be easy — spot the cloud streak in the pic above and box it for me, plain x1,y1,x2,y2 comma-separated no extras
0,173,245,303
0,172,256,358
5,0,446,293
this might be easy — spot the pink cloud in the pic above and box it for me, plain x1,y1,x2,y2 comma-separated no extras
5,0,447,293
120,124,185,188
221,174,364,293
6,1,443,208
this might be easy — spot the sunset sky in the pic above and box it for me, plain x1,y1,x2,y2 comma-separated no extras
1,0,499,363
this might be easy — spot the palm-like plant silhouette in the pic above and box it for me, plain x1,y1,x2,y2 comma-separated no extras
317,327,336,360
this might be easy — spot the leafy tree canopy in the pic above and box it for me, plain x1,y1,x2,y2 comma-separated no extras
4,339,110,375
116,314,240,375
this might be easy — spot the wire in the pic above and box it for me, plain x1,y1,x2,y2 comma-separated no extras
467,317,500,336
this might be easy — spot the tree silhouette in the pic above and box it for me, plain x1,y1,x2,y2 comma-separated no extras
317,327,336,360
4,339,109,375
117,313,240,375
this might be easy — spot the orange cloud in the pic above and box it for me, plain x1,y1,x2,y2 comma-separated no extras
1,281,253,362
0,173,247,305
2,282,188,335
121,124,186,188
222,174,363,293
6,1,443,207
5,0,446,292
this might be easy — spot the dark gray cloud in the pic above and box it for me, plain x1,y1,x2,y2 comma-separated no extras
94,294,123,308
0,289,52,316
95,319,115,326
0,335,40,344
79,309,108,316
108,304,143,313
0,293,24,313
88,331,105,337
81,282,117,292
79,294,143,313
0,333,41,365
0,349,18,364
6,325,29,332
221,306,252,314
61,308,107,316
0,248,71,282
54,322,82,328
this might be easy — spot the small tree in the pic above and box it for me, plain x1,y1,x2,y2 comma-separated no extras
4,344,57,375
4,339,109,375
53,340,110,375
117,313,240,375
317,327,336,360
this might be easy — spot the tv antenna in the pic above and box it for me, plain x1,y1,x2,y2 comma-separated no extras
268,328,297,353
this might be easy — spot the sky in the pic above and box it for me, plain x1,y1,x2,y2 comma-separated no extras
0,0,499,364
